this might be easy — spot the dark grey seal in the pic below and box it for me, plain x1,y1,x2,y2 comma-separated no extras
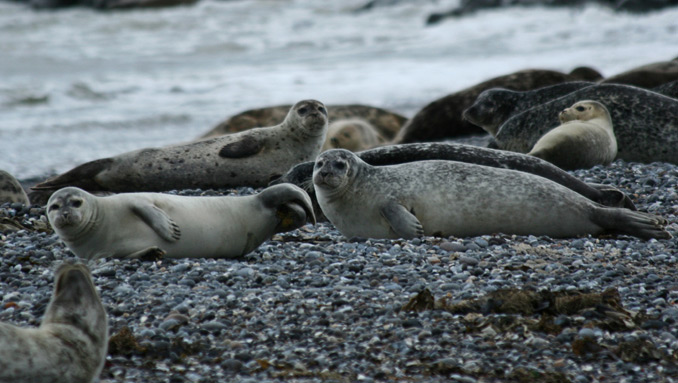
602,58,678,89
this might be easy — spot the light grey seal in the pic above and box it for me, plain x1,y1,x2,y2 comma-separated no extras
0,263,108,383
312,149,670,240
46,184,314,260
492,84,678,164
0,169,30,205
322,119,385,152
33,100,328,193
527,100,617,170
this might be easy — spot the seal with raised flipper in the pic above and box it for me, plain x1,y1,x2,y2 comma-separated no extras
33,100,328,194
0,170,30,205
322,119,385,152
312,149,670,240
46,184,315,260
0,263,108,383
527,100,617,170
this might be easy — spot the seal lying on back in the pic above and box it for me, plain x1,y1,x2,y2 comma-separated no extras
322,119,385,152
47,184,314,260
528,100,617,170
312,150,670,240
492,84,678,164
0,169,30,205
33,100,328,193
0,263,108,383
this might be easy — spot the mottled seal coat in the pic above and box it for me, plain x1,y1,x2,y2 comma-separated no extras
393,68,603,143
493,84,678,164
33,100,328,193
200,104,406,141
528,100,617,170
46,184,314,260
653,80,678,99
0,263,108,383
312,150,670,240
322,119,385,152
463,81,596,136
602,58,678,89
0,169,30,205
273,143,636,221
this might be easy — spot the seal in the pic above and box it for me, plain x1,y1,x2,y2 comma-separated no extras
272,142,636,221
46,183,315,260
393,68,604,143
33,100,328,193
492,84,678,164
312,149,670,240
653,80,678,99
527,100,617,170
602,58,678,89
321,119,385,152
0,169,30,205
0,263,108,383
463,81,596,136
199,104,406,141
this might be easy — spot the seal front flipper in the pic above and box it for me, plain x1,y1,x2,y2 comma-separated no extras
218,136,264,158
380,201,424,239
131,203,181,242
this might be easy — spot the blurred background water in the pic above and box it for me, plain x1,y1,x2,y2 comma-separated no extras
1,0,676,179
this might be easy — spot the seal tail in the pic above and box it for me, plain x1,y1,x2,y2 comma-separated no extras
259,183,316,231
592,208,672,240
31,158,113,192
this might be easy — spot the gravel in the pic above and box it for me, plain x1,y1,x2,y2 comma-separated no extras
1,158,677,383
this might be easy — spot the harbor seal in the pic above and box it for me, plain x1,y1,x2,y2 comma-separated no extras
200,104,406,141
321,119,385,152
312,149,670,240
33,100,328,193
527,100,617,170
393,68,603,143
602,58,678,89
463,81,596,136
0,263,108,383
653,80,678,99
272,142,636,221
46,183,314,260
0,169,30,205
493,84,678,164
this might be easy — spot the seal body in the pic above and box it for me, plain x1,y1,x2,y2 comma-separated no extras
0,263,108,383
322,119,385,152
602,59,678,89
312,149,669,240
200,104,406,141
528,100,617,170
47,184,315,260
0,170,30,205
494,84,678,164
33,100,328,193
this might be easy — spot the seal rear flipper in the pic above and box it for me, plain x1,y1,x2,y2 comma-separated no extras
593,208,672,240
587,183,637,210
218,136,263,158
31,158,114,192
124,246,166,261
131,203,181,242
260,183,316,225
380,201,424,240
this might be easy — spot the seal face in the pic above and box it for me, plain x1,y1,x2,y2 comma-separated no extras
322,119,385,152
527,100,617,170
312,149,670,240
47,184,314,260
0,263,108,383
0,170,30,205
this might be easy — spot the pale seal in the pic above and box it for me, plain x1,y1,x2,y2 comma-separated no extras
393,68,603,142
46,183,314,260
33,100,328,193
493,84,678,164
0,169,30,205
312,149,670,240
601,58,678,89
321,119,385,152
0,263,108,383
200,104,406,141
527,100,617,170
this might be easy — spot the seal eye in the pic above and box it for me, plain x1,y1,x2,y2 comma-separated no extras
71,200,83,208
575,106,586,112
298,107,308,115
335,162,346,170
48,203,60,211
315,160,324,168
318,106,326,115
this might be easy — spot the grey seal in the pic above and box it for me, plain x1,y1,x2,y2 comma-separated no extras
322,119,385,152
493,84,678,164
528,100,617,170
33,100,328,193
602,58,678,89
0,263,108,383
0,169,30,205
46,184,314,260
312,149,670,240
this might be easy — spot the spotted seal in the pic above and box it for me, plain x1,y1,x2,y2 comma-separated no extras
0,170,30,205
312,149,670,240
602,58,678,89
322,119,385,152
